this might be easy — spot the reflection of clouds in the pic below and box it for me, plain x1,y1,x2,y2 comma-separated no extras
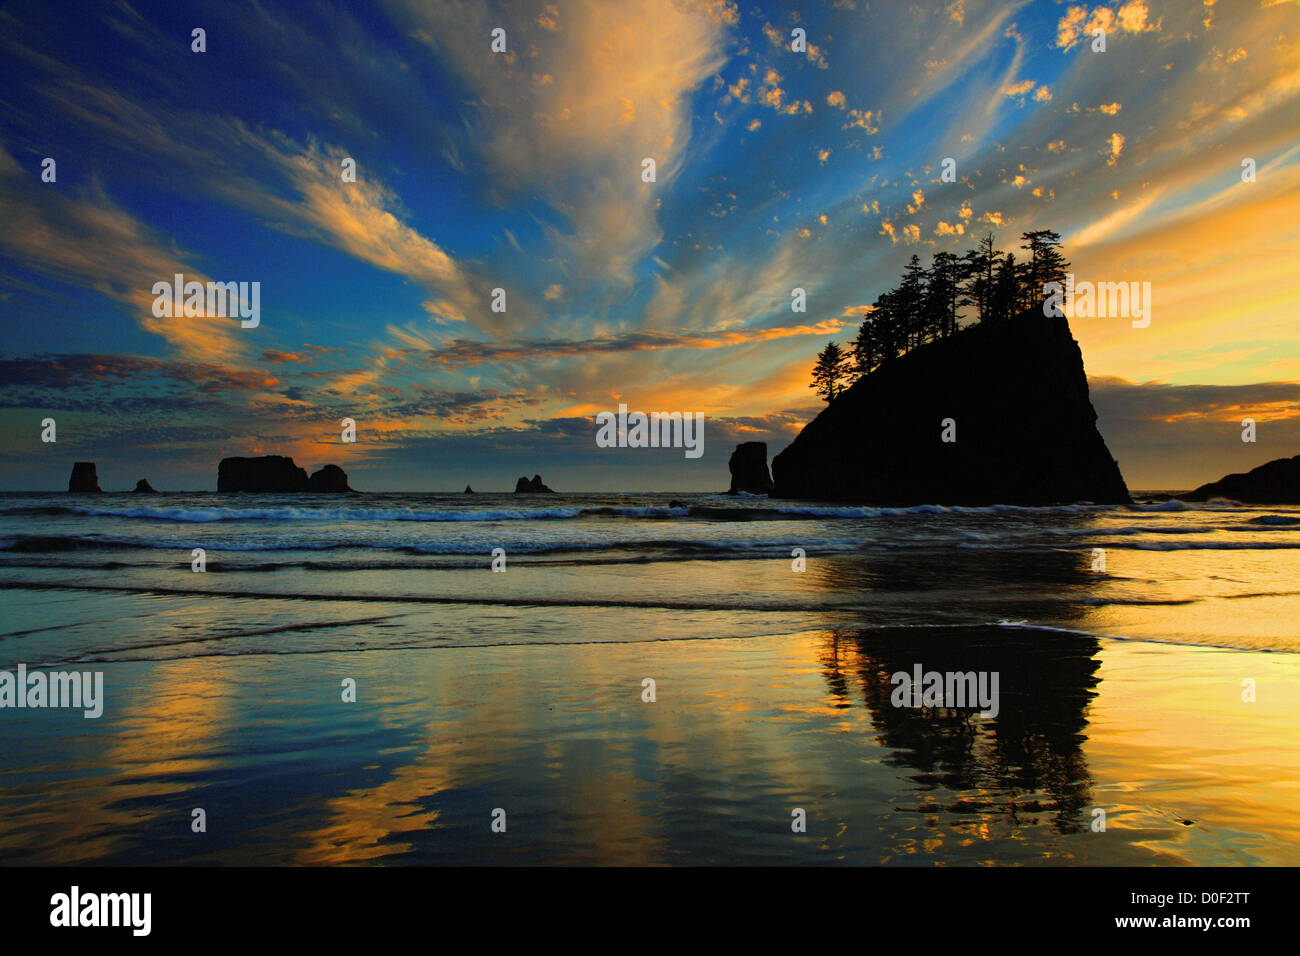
0,655,231,864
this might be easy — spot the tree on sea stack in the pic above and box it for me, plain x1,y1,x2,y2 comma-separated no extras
811,340,849,402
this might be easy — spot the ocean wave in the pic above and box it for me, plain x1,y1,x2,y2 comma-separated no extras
1124,497,1270,512
0,500,1107,524
33,504,592,523
0,532,859,557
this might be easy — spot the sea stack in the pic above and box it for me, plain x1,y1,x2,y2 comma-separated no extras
464,485,474,494
132,479,156,493
514,474,555,493
727,441,775,495
772,311,1130,505
68,462,102,493
307,464,354,493
217,456,354,492
1181,454,1300,504
218,455,310,492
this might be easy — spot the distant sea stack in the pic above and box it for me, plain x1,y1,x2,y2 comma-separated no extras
68,462,102,493
1181,454,1300,504
728,441,775,495
218,456,308,492
514,474,555,493
772,312,1131,505
307,464,354,493
217,456,354,492
132,479,156,493
464,485,474,494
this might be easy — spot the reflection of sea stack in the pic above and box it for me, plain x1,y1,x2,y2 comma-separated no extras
217,456,354,492
727,441,775,495
514,474,555,493
1182,454,1300,504
773,312,1130,505
132,479,156,493
68,462,102,493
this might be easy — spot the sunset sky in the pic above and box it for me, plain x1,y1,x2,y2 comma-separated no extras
1,0,1298,492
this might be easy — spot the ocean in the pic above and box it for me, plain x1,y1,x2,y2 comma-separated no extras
1,490,1298,864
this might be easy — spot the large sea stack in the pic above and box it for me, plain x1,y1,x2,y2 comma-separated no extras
218,455,353,494
728,441,775,495
1181,454,1300,504
772,312,1130,505
217,455,353,492
218,455,309,492
68,461,102,493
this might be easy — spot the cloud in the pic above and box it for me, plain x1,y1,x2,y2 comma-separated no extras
1057,2,1161,50
392,0,733,287
1089,376,1300,488
0,143,250,365
1105,131,1125,165
401,321,848,370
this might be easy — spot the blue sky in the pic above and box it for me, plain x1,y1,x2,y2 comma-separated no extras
1,0,1299,491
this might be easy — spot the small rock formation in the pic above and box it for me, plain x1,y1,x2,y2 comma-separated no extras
514,474,555,493
1181,454,1300,504
669,500,686,509
132,479,156,493
727,442,776,495
464,485,474,494
68,462,102,493
218,455,310,492
772,312,1130,505
308,464,354,493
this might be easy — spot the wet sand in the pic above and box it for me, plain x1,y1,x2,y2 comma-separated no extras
1,624,1295,865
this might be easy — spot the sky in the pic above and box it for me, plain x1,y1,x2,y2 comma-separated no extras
0,0,1298,492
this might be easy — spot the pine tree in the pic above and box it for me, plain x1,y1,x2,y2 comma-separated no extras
1021,229,1070,310
992,252,1018,322
898,255,926,350
852,313,878,378
927,251,965,337
963,233,1000,324
872,289,902,365
810,340,850,402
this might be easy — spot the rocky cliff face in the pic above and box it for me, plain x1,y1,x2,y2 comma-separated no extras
68,462,102,493
1182,454,1300,504
772,312,1130,505
728,441,775,494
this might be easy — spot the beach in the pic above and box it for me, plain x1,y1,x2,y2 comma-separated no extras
1,491,1298,865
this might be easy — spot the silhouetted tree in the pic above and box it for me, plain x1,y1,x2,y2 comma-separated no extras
926,251,966,338
829,228,1073,379
964,232,1000,324
871,289,903,365
851,311,879,378
1021,230,1069,310
992,252,1019,321
810,340,850,402
898,255,926,350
